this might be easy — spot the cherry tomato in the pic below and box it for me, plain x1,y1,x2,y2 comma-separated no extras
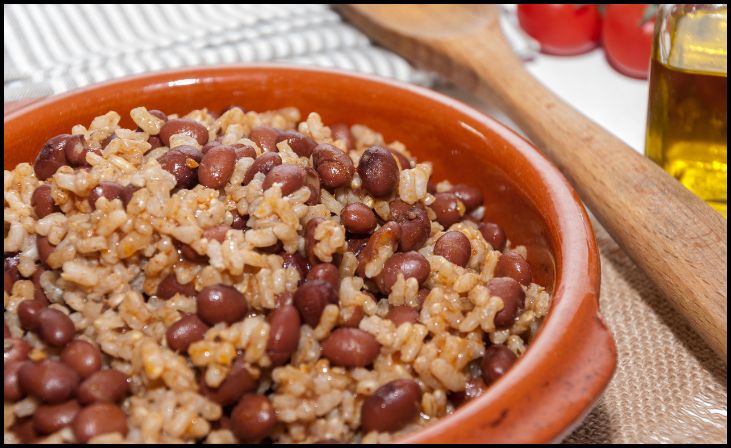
517,4,602,55
602,5,656,79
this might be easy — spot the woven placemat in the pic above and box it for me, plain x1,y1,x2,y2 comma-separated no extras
565,216,727,444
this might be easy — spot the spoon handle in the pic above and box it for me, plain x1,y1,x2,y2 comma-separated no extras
460,30,728,358
342,6,728,359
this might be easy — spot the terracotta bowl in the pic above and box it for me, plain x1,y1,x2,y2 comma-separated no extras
3,65,616,443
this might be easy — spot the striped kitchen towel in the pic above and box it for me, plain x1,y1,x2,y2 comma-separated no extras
3,4,436,101
3,4,534,102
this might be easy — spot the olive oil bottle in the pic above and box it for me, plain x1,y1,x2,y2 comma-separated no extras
645,4,727,217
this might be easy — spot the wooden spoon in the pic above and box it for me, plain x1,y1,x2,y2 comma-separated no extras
338,4,727,359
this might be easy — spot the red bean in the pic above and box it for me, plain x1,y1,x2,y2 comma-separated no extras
329,122,355,149
158,149,199,189
305,263,339,291
293,280,336,327
148,109,168,122
166,314,209,352
249,126,282,153
427,179,437,194
389,200,430,252
481,345,517,385
277,130,317,157
31,269,49,302
341,202,377,235
216,415,232,431
266,305,301,366
33,400,80,435
357,146,400,198
72,403,128,443
495,252,532,286
18,299,47,331
31,184,59,218
156,273,196,300
159,118,209,146
88,181,124,209
305,167,320,205
230,210,246,230
4,360,28,402
4,338,31,364
356,221,401,278
62,134,93,167
63,135,89,166
77,369,130,404
361,379,421,433
196,284,247,325
385,306,420,327
101,132,118,149
387,148,412,170
148,135,163,150
340,305,365,328
479,222,506,251
280,251,310,284
199,355,257,406
201,139,222,154
378,252,430,294
12,417,42,444
176,240,209,264
174,144,203,163
230,394,277,443
346,237,369,258
260,240,284,255
488,277,525,329
430,192,463,228
18,359,79,403
262,164,307,196
243,152,282,185
61,340,102,379
37,308,75,347
198,145,236,189
321,328,380,367
201,142,236,157
312,143,355,189
450,184,483,212
434,231,471,267
304,217,325,265
34,134,72,180
120,185,141,209
416,288,430,309
36,236,56,267
232,143,257,160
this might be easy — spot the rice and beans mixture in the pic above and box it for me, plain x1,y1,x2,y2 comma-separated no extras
4,105,551,443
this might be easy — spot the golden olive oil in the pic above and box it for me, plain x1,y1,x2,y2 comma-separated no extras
645,5,727,217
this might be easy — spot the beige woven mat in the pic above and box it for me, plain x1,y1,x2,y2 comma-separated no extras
565,217,727,444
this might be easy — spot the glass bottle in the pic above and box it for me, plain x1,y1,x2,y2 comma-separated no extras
645,4,727,218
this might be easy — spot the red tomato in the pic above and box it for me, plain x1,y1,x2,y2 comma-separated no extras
517,4,602,55
602,4,656,79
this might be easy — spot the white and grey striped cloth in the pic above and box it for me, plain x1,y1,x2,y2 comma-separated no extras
4,4,534,102
3,4,437,101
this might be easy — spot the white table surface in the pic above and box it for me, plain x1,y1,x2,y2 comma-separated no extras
438,47,650,155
